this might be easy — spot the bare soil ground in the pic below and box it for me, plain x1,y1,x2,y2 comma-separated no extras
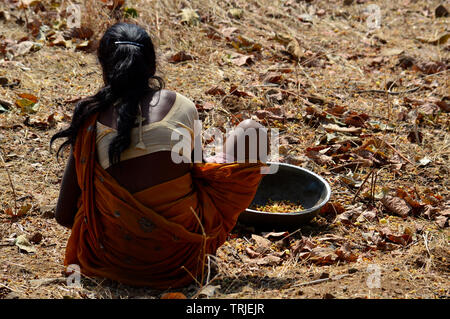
0,0,448,299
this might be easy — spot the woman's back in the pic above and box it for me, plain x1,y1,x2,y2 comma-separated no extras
96,89,196,193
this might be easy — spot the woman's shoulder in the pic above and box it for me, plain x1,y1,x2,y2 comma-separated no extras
165,90,197,117
169,90,195,108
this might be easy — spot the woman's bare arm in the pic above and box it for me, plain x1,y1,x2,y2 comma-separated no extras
55,149,81,228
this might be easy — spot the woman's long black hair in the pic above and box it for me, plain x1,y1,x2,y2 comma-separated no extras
50,23,163,165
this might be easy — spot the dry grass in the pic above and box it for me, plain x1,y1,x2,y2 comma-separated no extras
0,0,449,299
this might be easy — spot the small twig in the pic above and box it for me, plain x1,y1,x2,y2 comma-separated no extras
328,161,368,171
180,265,202,287
190,206,208,287
352,168,375,203
370,169,378,205
0,146,18,211
422,231,432,259
354,87,420,95
375,137,415,166
293,274,349,287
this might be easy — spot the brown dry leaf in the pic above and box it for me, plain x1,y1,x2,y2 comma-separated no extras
309,247,338,265
17,93,38,104
263,231,289,241
417,33,450,46
335,206,362,225
205,86,226,96
358,208,378,222
229,85,254,98
317,234,346,244
197,102,215,112
27,18,42,37
344,112,369,127
396,188,424,215
320,202,345,216
362,230,384,246
220,27,239,39
28,232,43,245
160,292,187,299
98,0,125,9
379,227,413,245
261,72,283,84
251,234,272,254
435,215,448,228
335,243,358,262
292,238,316,255
50,33,71,48
231,35,262,53
24,113,57,130
380,48,404,56
245,246,261,258
64,27,94,40
305,150,334,166
435,100,449,112
254,109,285,121
253,254,282,266
4,207,14,217
168,51,195,64
286,37,304,60
413,61,447,74
381,196,411,218
418,102,440,116
230,53,254,66
16,204,32,217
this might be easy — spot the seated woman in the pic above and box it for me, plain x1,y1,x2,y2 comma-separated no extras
51,23,267,289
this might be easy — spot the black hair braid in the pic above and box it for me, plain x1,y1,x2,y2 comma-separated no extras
50,85,116,159
50,23,164,166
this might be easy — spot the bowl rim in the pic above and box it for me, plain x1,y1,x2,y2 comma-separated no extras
244,162,331,216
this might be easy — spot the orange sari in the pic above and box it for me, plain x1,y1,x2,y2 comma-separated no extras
64,114,264,289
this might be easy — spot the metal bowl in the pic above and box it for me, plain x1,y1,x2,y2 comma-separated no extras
238,162,331,229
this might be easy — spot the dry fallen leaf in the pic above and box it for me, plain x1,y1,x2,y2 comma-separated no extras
251,234,272,254
379,227,413,245
417,33,450,46
335,243,358,262
309,247,338,265
15,235,36,254
435,215,448,228
245,246,261,258
381,196,411,218
198,285,221,298
168,51,195,64
179,8,200,26
205,86,226,96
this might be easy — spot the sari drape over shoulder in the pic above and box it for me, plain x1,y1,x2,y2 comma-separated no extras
65,114,264,289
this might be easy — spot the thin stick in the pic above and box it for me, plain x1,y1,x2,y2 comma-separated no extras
376,137,415,166
180,265,202,287
370,169,378,205
352,168,375,203
190,206,208,287
0,147,18,211
293,274,349,287
354,87,420,95
422,232,432,258
328,161,368,171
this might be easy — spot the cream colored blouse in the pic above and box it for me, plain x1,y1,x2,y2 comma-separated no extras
95,92,199,169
